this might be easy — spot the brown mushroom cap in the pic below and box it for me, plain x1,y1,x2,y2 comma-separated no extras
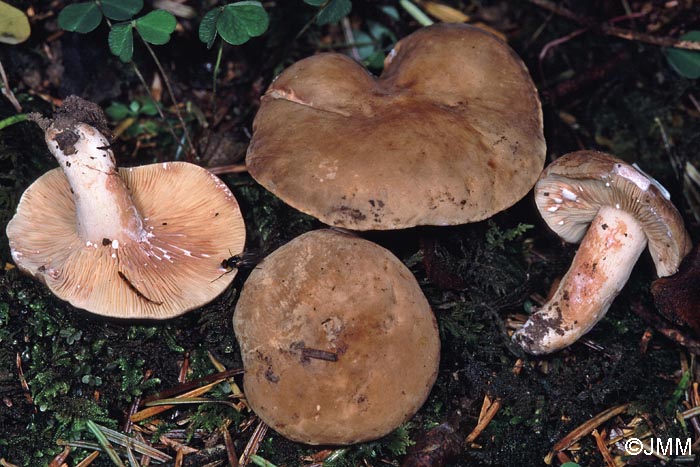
233,229,440,445
247,23,545,230
535,150,691,277
7,162,246,319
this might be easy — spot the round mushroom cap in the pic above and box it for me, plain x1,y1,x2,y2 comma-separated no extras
7,162,246,319
247,23,545,230
535,150,691,277
233,229,440,445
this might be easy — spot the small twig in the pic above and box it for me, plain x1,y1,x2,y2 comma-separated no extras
465,395,501,444
138,37,197,161
222,424,238,467
130,62,182,150
591,429,616,467
49,446,71,467
544,403,630,464
341,17,361,61
239,420,268,466
301,347,338,362
75,451,100,467
529,0,700,51
141,367,243,405
86,420,127,467
631,301,700,354
207,164,248,175
0,60,22,112
131,380,226,422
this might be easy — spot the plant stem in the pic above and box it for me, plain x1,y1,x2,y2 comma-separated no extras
0,113,28,131
138,35,197,161
212,40,224,106
129,62,181,152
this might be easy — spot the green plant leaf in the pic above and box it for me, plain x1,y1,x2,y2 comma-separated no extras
135,10,177,45
317,0,352,25
303,0,326,5
101,0,143,21
138,98,159,116
108,22,134,62
58,2,102,33
199,8,221,49
216,1,269,46
0,1,31,44
666,31,700,79
105,102,130,120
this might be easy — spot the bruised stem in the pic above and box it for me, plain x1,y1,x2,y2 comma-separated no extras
45,122,146,244
513,205,647,354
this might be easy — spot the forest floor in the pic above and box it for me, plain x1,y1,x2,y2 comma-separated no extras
1,1,700,466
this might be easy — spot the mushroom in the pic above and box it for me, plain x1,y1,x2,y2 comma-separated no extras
651,242,700,333
233,229,440,445
6,96,246,319
246,23,545,230
513,150,691,354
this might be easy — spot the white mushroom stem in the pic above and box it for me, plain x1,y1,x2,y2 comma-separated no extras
513,205,647,355
45,123,146,244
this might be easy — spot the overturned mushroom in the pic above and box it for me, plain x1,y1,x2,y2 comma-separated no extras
233,229,440,445
6,96,246,319
651,242,700,333
247,23,545,230
513,150,691,355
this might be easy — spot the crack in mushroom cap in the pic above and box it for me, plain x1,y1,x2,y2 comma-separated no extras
247,23,545,230
7,162,246,319
535,150,691,277
233,229,440,445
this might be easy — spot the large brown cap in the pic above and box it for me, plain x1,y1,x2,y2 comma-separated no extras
535,150,691,277
247,23,545,230
7,162,246,319
233,229,440,445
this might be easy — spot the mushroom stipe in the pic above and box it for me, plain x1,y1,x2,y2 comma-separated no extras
7,96,247,319
513,150,691,354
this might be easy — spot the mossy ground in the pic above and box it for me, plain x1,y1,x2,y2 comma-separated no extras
1,1,699,466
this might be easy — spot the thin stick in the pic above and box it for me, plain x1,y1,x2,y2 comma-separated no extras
141,367,243,404
591,429,616,467
139,37,197,160
239,420,268,466
207,164,248,175
341,17,360,61
0,60,22,112
75,451,101,467
529,0,700,51
465,396,501,444
130,62,181,149
544,403,630,464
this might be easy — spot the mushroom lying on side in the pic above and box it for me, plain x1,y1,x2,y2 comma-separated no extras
233,229,440,445
513,150,691,355
651,242,700,333
247,23,545,230
6,96,246,319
